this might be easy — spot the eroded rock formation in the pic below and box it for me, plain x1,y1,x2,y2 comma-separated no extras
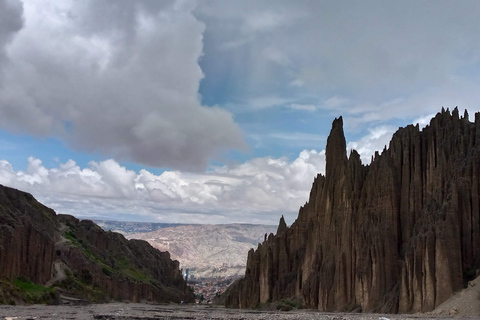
225,108,480,313
0,185,191,303
0,186,57,285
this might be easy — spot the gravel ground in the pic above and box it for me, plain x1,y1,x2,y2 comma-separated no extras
0,303,478,320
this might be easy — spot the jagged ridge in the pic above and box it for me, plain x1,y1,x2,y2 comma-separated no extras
225,108,480,313
0,184,192,304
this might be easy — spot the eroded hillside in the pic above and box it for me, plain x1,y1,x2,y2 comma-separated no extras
225,108,480,313
0,185,192,304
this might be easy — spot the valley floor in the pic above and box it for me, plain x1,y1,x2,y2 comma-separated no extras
0,303,478,320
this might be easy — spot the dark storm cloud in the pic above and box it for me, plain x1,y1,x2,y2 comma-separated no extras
0,0,23,70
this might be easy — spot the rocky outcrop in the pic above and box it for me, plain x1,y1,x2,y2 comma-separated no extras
0,186,57,285
225,108,480,313
0,184,192,303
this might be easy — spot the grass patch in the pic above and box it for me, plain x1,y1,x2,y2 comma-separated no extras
275,298,304,311
9,278,58,304
14,278,54,295
113,256,153,283
57,273,107,303
64,230,103,264
122,266,152,282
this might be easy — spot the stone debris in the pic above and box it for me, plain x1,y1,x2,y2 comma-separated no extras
0,303,478,320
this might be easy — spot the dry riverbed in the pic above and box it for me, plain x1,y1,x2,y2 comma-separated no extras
0,304,478,320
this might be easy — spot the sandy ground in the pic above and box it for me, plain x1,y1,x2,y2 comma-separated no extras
0,303,479,320
429,274,480,317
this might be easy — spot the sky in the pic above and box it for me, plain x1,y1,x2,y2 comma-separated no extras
1,0,480,225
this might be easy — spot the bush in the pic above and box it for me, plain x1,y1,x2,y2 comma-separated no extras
275,298,304,311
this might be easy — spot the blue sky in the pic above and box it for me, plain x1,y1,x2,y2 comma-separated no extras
1,0,480,224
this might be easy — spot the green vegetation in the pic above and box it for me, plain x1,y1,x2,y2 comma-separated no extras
275,298,304,311
0,278,57,304
122,266,152,282
56,270,107,302
64,231,77,241
14,278,54,295
251,297,304,311
56,223,162,303
64,227,152,284
64,230,96,261
113,256,153,283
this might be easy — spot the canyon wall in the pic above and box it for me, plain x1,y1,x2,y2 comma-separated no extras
225,108,480,313
0,184,191,303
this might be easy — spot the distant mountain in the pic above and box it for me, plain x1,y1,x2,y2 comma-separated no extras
93,220,189,235
128,224,277,279
0,184,191,304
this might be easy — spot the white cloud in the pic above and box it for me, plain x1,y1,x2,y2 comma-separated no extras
248,95,290,110
0,0,244,170
248,132,325,150
289,104,316,111
262,46,290,66
0,150,326,224
242,11,290,35
413,113,437,129
347,126,396,164
289,79,304,87
0,118,428,224
322,96,349,111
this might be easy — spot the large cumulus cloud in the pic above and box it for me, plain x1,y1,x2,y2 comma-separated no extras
0,121,404,224
0,0,244,170
0,149,326,224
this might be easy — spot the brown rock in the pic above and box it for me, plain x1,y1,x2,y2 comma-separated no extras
0,186,57,285
225,108,480,313
0,185,192,304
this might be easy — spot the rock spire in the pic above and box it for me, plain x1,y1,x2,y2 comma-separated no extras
225,108,480,313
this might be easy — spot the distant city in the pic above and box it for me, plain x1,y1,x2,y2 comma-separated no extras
189,276,241,304
93,220,191,235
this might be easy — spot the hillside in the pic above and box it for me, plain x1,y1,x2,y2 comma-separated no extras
0,184,191,304
225,108,480,313
129,224,276,278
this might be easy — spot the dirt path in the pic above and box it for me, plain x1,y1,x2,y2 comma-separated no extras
45,261,67,287
0,304,478,320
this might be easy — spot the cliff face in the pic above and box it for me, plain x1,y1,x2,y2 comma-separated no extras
0,186,57,285
0,185,191,303
225,108,480,313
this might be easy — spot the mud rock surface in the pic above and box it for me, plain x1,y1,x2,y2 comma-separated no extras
0,303,478,320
